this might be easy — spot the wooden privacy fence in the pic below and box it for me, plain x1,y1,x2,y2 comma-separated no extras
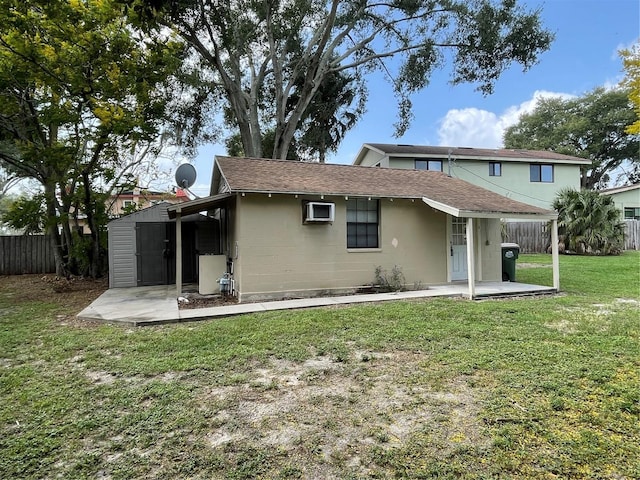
503,222,550,253
625,220,640,251
503,220,640,253
0,235,56,275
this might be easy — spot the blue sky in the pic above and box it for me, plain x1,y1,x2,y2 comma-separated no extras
187,0,639,196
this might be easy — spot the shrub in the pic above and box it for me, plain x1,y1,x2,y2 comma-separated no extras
373,265,406,292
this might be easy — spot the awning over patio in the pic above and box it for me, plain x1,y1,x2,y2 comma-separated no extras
420,197,560,298
167,193,233,219
421,196,558,220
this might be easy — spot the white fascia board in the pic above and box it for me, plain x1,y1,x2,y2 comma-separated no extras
353,143,386,165
421,197,460,216
421,197,557,220
458,211,559,220
601,184,640,195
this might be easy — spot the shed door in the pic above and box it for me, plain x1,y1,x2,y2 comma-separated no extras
451,217,468,281
136,222,197,286
136,223,174,286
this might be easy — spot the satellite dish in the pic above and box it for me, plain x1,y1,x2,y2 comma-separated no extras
175,163,197,189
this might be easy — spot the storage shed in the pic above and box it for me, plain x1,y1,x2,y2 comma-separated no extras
108,203,220,288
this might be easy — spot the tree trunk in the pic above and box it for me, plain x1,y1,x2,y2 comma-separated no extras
82,171,103,278
43,182,68,277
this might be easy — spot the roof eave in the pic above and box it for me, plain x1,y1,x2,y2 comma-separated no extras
601,184,640,195
386,152,590,165
352,143,387,165
421,197,557,220
167,193,234,218
232,189,426,200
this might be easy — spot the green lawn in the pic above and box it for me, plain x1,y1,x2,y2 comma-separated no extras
1,253,639,479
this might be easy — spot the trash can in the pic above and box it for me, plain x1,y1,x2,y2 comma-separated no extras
501,243,520,282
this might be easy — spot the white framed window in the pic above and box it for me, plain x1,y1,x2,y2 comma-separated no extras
489,162,502,176
530,164,554,182
347,199,379,248
624,207,640,220
415,159,443,171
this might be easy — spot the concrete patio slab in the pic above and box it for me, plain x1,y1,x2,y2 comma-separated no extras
77,282,557,327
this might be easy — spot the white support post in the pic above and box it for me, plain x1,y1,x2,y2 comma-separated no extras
476,219,483,281
551,218,560,291
176,210,182,297
446,215,452,283
466,217,476,299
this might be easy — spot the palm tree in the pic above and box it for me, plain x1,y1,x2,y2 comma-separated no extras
552,188,625,255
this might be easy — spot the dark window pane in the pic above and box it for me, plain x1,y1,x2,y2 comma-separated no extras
530,164,541,182
346,199,380,248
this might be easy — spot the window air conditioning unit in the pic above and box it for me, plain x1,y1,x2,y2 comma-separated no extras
305,202,335,223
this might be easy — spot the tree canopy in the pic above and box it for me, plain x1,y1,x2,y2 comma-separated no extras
126,0,554,160
503,88,639,189
620,42,640,135
0,0,182,276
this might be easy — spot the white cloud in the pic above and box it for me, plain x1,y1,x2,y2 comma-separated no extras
437,90,574,148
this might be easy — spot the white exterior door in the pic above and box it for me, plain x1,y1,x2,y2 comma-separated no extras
451,216,467,281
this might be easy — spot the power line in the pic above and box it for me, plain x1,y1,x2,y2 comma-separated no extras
451,161,550,204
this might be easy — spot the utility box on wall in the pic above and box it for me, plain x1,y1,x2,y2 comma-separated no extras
199,254,227,294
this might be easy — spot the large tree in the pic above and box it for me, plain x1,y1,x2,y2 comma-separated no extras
127,0,553,160
296,69,366,162
620,42,640,135
503,88,639,189
0,0,181,276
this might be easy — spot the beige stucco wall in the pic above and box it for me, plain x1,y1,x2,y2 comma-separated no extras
229,194,502,301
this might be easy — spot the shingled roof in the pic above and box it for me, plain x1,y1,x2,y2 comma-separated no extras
355,143,590,164
204,156,556,219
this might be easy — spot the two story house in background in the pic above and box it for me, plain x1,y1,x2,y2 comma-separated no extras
601,184,640,220
106,186,190,219
353,144,590,210
74,187,190,235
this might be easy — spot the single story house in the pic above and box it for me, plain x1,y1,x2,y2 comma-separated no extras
601,184,640,220
167,156,560,302
353,144,590,210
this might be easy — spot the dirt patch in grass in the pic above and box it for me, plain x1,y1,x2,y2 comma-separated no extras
517,262,551,269
197,350,488,478
0,274,107,322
